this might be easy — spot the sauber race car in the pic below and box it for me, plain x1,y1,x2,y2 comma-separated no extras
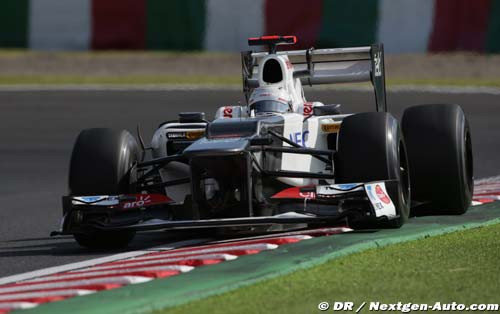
52,36,473,248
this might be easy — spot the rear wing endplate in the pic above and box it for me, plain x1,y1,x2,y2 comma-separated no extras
241,44,387,112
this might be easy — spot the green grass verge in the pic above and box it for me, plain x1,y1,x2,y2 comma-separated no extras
159,223,500,314
0,76,499,87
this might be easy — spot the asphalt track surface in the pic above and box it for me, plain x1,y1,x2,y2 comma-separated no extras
0,88,499,278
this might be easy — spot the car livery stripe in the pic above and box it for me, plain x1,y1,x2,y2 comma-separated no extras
0,229,348,313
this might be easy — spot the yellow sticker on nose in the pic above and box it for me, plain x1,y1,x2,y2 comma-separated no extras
321,123,341,133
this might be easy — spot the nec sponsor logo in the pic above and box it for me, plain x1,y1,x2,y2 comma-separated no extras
289,131,309,147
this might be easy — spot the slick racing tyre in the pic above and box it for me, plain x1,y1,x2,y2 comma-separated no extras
336,112,410,228
69,128,140,249
402,104,473,215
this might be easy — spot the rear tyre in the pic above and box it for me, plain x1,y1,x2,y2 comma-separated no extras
69,128,140,249
402,104,473,215
335,112,410,228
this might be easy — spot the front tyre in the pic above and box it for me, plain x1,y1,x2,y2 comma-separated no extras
335,112,410,228
69,128,140,249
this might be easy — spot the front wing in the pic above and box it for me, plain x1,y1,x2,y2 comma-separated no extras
52,180,400,235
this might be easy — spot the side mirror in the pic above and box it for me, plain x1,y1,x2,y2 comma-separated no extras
179,112,206,123
313,104,341,116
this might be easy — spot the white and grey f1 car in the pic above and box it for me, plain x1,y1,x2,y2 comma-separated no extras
53,36,473,248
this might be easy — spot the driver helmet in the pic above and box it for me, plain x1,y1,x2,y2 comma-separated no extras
248,87,292,115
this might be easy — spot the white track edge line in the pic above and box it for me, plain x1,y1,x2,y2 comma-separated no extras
25,265,194,283
0,277,153,294
0,302,38,310
0,289,96,301
0,238,209,286
68,253,239,273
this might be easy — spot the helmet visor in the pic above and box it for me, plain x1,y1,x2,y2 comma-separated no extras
250,100,289,114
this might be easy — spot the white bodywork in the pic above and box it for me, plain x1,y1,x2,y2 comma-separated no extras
150,50,368,189
150,53,352,188
211,53,351,186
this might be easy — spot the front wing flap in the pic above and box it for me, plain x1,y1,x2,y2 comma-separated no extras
271,180,398,219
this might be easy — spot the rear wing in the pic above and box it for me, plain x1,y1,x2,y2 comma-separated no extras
241,44,387,112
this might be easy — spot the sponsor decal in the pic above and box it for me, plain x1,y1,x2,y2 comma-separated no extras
186,130,205,140
122,195,152,209
303,102,313,116
335,183,360,190
365,185,376,200
121,194,173,209
374,52,382,77
271,186,316,199
321,123,341,133
223,107,233,118
72,195,119,206
365,183,396,218
285,60,294,70
365,185,384,211
72,194,173,209
299,191,315,199
79,196,106,203
375,184,391,204
316,184,363,198
289,131,309,147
